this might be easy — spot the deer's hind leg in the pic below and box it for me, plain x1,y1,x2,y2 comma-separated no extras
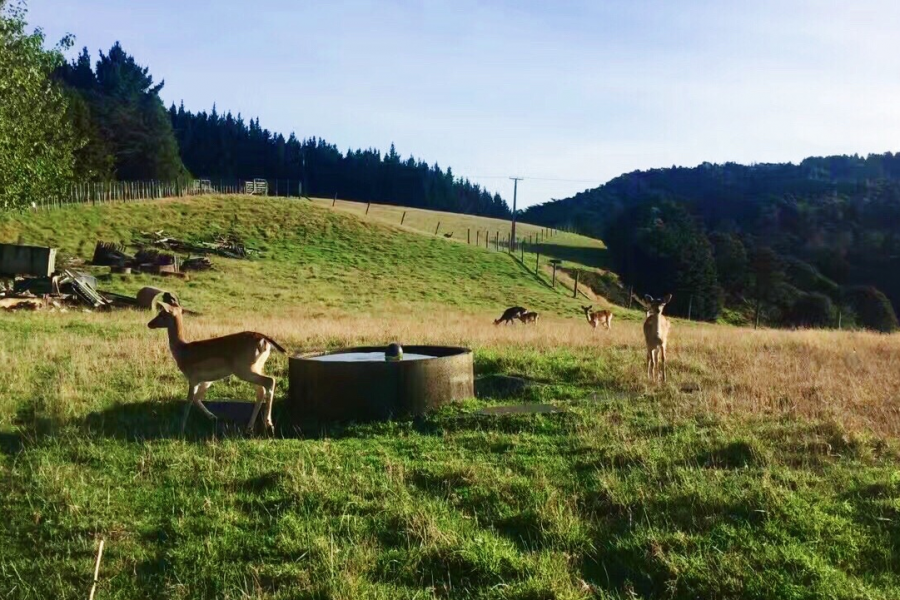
237,369,276,435
247,385,266,433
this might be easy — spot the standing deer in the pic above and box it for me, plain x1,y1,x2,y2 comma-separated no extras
148,299,286,434
494,306,527,325
581,305,612,330
518,311,540,324
643,294,672,383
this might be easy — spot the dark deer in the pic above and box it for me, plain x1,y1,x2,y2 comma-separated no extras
494,306,527,325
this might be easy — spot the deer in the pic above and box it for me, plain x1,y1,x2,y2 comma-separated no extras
581,305,612,330
518,311,540,324
643,294,672,383
494,306,527,325
148,298,287,434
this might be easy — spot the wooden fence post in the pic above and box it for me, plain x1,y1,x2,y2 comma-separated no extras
535,251,540,275
467,229,470,244
573,270,580,299
401,211,406,225
435,221,441,235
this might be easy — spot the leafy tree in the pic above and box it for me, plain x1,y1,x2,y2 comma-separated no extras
56,43,186,180
605,201,721,320
0,0,79,209
749,247,785,325
786,293,835,328
842,286,899,333
709,232,749,296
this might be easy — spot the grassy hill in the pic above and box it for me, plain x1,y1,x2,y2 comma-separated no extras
309,196,610,271
1,195,898,599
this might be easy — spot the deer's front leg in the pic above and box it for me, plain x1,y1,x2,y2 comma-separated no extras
191,381,216,421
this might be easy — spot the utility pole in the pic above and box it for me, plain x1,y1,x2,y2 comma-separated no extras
510,177,523,251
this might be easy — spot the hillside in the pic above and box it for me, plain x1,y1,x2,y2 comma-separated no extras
0,195,604,316
523,153,900,329
1,195,899,599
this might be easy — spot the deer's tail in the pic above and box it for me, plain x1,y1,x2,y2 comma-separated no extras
262,335,287,354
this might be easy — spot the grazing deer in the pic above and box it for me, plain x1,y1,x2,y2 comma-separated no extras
643,294,672,383
518,311,539,324
494,306,527,325
148,299,286,434
581,305,612,330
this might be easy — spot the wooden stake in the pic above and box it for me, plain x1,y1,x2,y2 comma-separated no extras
88,539,105,600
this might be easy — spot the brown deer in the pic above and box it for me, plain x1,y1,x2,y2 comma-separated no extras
518,311,539,324
148,299,286,434
494,306,527,325
581,305,612,330
642,294,672,383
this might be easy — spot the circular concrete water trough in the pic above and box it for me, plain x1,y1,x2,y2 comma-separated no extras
288,345,474,422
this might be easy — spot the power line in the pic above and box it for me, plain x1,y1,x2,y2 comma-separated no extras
466,175,605,184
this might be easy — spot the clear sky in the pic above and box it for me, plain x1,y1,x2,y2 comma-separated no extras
25,0,900,208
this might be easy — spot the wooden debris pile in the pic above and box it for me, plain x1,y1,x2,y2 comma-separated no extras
91,231,255,276
1,270,111,312
136,230,258,259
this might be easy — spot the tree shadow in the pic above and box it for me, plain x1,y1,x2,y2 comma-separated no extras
535,242,609,270
510,252,554,290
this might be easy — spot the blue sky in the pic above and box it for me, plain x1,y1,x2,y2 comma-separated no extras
27,0,900,208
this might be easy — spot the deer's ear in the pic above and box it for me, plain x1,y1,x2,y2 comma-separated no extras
662,294,672,304
644,294,653,302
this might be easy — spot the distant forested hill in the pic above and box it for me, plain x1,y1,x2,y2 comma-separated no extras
523,155,900,331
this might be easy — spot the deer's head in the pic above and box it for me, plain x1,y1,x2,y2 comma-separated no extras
643,294,672,316
581,305,592,314
148,299,183,329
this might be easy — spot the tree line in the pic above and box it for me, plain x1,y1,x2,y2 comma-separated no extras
0,2,509,218
524,156,900,332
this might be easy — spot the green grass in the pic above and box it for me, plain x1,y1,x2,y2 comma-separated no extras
1,196,898,599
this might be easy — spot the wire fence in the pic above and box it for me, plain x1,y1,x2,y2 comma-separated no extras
31,178,306,210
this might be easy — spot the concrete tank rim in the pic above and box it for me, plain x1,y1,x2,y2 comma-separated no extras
289,345,473,362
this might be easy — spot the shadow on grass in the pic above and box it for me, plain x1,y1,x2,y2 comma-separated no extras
535,242,609,270
509,252,555,291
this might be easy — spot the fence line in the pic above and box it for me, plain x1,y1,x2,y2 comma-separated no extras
31,178,307,211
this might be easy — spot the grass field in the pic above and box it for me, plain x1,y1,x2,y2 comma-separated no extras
1,195,899,599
